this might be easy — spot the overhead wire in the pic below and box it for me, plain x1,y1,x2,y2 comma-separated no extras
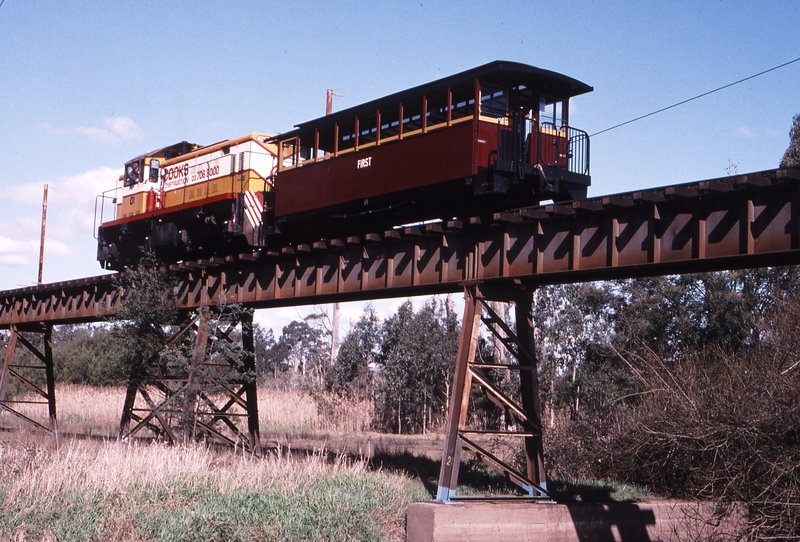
590,56,800,137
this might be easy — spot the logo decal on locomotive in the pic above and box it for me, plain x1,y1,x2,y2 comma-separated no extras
163,164,190,182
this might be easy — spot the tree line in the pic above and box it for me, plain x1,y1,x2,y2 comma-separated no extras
253,298,460,435
534,269,800,538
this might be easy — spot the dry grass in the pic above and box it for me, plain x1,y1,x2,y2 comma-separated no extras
0,385,429,540
0,384,125,438
0,433,364,501
1,384,375,437
258,388,373,433
0,432,428,541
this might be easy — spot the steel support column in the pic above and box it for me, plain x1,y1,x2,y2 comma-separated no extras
515,294,546,494
240,309,261,454
117,307,260,454
0,324,57,434
437,284,481,501
437,283,547,501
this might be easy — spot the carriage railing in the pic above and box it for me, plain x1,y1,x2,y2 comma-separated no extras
497,115,590,177
564,125,590,176
537,122,590,176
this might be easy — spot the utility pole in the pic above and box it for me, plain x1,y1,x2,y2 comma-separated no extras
38,184,48,285
326,89,342,116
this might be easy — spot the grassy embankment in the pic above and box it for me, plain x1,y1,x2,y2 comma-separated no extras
0,385,430,542
0,384,650,541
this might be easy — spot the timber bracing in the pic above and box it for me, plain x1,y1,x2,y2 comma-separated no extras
0,324,57,434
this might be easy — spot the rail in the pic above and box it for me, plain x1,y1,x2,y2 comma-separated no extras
93,189,117,240
568,126,590,176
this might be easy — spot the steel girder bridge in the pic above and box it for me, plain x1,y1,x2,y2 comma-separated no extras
1,166,799,502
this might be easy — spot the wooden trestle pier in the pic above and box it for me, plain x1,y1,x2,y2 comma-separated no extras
1,166,800,499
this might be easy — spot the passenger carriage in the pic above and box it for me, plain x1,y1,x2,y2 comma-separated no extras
274,60,592,239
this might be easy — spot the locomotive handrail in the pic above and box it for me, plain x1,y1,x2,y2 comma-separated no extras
93,188,118,240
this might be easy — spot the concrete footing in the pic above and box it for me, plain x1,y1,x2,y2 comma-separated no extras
406,500,747,541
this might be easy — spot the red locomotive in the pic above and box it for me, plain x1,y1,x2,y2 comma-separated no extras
96,61,592,270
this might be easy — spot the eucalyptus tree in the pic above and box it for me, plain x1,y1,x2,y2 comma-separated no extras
780,112,800,168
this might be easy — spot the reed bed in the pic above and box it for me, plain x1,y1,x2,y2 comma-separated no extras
258,388,374,434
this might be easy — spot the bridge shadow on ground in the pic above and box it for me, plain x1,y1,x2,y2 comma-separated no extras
365,452,656,542
367,452,524,498
549,481,656,541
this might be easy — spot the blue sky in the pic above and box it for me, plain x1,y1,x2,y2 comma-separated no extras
1,0,798,333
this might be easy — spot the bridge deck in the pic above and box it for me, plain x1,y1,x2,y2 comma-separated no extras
2,167,799,328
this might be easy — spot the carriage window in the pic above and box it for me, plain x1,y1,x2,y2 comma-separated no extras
539,97,564,127
280,139,297,169
402,100,424,134
359,112,378,146
379,105,401,141
480,85,507,118
515,86,537,110
316,126,335,160
426,91,448,129
298,132,315,164
451,83,476,121
338,120,356,153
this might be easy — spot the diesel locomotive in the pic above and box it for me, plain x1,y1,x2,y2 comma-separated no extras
96,61,592,270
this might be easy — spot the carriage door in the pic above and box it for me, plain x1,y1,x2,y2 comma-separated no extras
536,97,569,170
